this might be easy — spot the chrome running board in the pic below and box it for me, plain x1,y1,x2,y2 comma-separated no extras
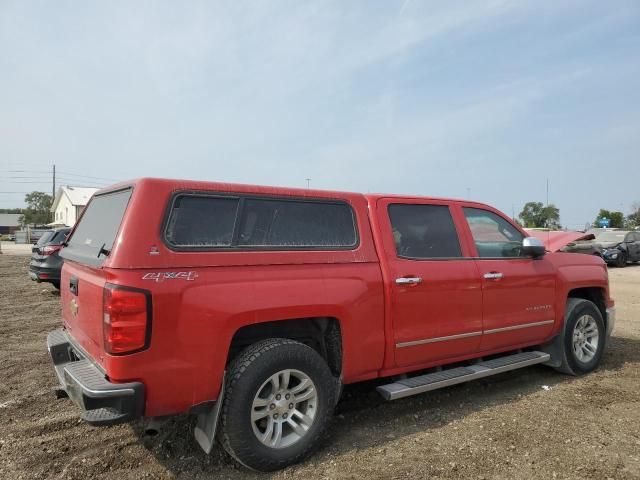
377,351,550,401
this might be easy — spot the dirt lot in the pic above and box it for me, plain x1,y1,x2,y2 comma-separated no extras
1,255,639,480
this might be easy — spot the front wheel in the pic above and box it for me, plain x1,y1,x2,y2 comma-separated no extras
616,252,627,267
218,338,336,471
556,298,605,375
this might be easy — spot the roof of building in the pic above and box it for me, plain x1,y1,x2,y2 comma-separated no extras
0,213,22,227
51,186,100,212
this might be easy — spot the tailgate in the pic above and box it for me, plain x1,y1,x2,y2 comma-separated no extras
58,187,134,366
60,261,108,365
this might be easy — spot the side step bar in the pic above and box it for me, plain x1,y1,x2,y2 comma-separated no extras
377,351,550,401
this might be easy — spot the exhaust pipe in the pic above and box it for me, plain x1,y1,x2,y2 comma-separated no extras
144,417,169,437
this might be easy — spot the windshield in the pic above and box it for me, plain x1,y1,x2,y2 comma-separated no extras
61,188,132,267
595,231,628,243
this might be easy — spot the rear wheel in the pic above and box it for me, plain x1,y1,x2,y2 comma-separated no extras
219,338,336,471
556,298,605,375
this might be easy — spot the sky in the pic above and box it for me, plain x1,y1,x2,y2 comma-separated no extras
1,0,639,229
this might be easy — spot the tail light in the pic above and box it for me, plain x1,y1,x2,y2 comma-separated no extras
42,245,62,256
103,284,152,354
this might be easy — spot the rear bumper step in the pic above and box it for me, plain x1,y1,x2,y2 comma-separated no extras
47,328,144,425
377,351,550,401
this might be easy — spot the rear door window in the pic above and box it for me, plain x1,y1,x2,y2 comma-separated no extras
387,204,462,259
61,189,132,266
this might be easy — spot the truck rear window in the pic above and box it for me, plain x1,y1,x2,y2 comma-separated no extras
61,188,132,266
165,194,357,250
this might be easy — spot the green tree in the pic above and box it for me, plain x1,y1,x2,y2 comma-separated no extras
627,203,640,229
19,191,52,226
518,202,561,229
594,209,625,228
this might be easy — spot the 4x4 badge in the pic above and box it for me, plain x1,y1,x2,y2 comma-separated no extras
142,271,199,282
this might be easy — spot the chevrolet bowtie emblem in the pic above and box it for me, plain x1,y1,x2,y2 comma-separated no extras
70,298,79,317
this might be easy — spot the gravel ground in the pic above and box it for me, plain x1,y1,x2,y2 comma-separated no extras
0,254,639,479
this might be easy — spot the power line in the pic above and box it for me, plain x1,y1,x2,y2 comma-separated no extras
2,178,108,186
1,181,53,184
7,168,122,183
55,171,121,182
2,176,52,179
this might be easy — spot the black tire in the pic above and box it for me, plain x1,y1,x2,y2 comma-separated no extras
218,338,336,472
616,252,627,268
555,298,605,375
52,281,60,290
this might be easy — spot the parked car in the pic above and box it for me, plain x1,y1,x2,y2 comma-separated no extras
29,228,71,288
48,178,615,471
526,230,601,257
594,230,640,267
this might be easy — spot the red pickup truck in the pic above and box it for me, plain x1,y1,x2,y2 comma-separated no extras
48,178,615,471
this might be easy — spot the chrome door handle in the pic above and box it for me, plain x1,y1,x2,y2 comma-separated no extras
483,272,504,280
395,277,423,285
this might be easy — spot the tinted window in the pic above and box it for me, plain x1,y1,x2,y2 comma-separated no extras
237,199,356,248
164,194,357,250
61,189,132,266
463,207,523,258
165,195,239,247
388,204,462,259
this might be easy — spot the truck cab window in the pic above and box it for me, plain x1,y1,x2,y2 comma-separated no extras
463,207,523,258
388,204,462,259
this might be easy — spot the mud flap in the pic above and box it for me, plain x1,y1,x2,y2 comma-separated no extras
539,333,564,368
193,374,225,454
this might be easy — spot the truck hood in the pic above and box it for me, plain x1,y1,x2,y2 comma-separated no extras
528,231,595,252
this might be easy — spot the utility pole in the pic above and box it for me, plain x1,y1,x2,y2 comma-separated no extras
52,164,56,223
545,178,549,207
305,178,311,189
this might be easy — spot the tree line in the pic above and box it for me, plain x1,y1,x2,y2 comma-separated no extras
518,201,640,230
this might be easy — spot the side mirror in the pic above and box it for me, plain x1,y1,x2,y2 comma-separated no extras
522,237,546,258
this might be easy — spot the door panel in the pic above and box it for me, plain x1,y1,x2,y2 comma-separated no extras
378,199,483,367
474,258,556,350
460,206,556,351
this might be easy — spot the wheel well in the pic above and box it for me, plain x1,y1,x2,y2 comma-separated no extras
227,317,342,377
567,287,606,325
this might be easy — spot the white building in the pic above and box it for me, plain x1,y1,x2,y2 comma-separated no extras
50,186,99,227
